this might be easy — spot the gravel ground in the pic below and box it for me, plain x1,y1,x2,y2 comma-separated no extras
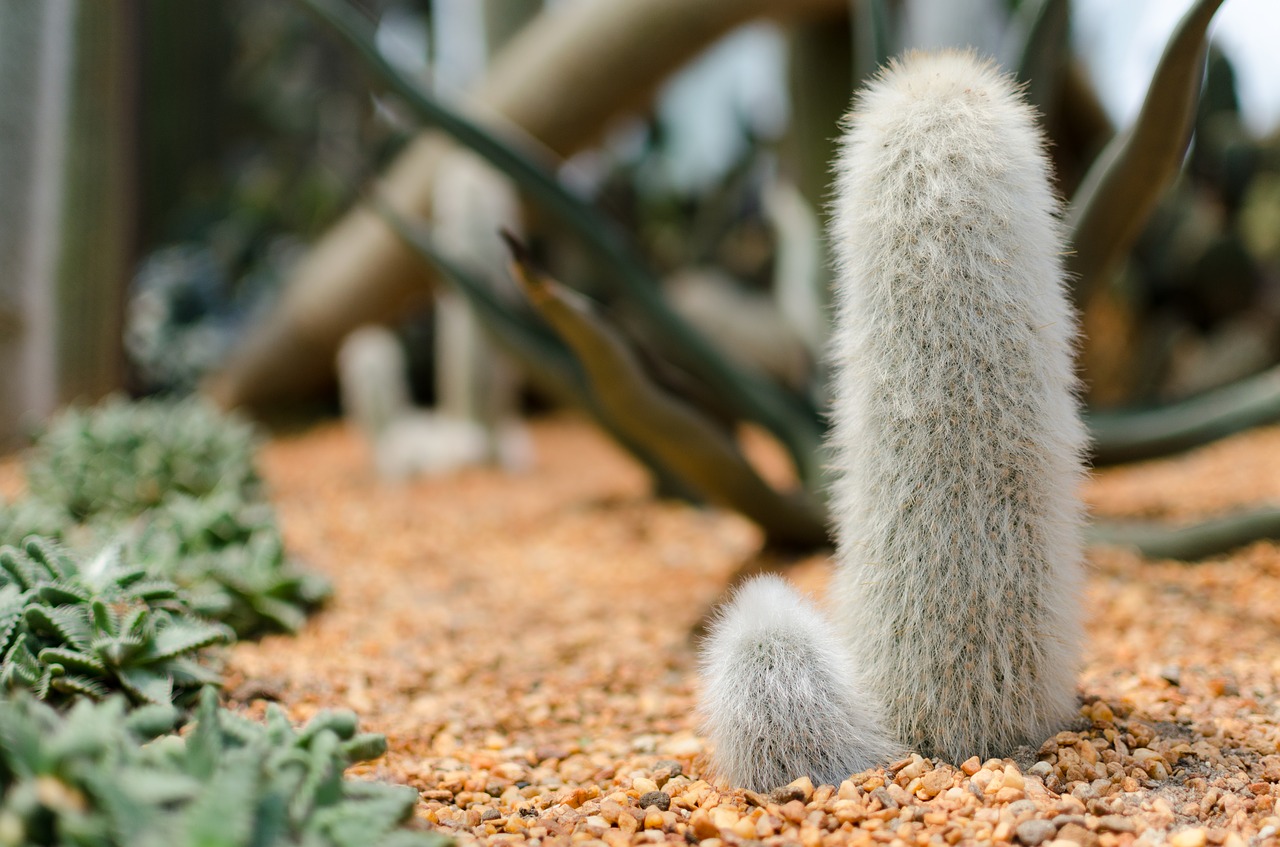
17,415,1280,846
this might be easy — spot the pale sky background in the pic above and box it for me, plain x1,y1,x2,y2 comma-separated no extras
1073,0,1280,136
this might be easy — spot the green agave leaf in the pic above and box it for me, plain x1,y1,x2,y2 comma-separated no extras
265,702,296,744
22,537,74,582
77,763,156,845
1014,0,1070,116
0,591,26,654
310,787,414,847
0,546,40,591
116,666,174,706
185,687,225,780
507,248,830,548
36,578,92,606
145,618,232,662
298,710,360,746
115,766,203,805
245,595,308,635
39,645,108,676
95,632,149,668
122,578,183,604
179,745,262,847
90,598,119,638
340,733,390,766
164,656,225,688
24,602,93,651
122,702,181,740
49,673,111,700
300,0,825,485
48,696,128,760
1066,0,1227,307
2,634,43,687
854,0,893,85
289,729,344,827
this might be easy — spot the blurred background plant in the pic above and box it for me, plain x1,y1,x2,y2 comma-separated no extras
0,689,447,846
5,397,329,638
4,0,1280,558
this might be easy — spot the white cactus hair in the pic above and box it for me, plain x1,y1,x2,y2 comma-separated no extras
699,50,1085,788
699,576,902,791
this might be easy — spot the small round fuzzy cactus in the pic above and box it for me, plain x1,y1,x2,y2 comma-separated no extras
829,50,1085,763
700,50,1085,789
700,576,902,791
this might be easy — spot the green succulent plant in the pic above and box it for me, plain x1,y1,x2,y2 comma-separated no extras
0,688,448,847
25,395,261,523
0,538,231,708
130,491,331,637
0,497,72,549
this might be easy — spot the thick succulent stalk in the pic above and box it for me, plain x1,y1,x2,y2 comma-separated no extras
830,50,1086,762
701,51,1085,789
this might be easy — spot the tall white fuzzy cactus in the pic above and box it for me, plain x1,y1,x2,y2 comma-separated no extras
700,51,1085,790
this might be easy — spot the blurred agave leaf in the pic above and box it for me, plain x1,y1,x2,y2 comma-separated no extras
375,200,704,502
1090,507,1280,562
1066,0,1226,309
1012,0,1069,116
854,0,893,84
297,0,825,485
1089,362,1280,466
505,237,829,549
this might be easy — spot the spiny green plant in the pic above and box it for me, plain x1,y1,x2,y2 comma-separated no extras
25,395,261,522
130,490,330,637
0,537,231,708
0,688,449,847
0,497,71,549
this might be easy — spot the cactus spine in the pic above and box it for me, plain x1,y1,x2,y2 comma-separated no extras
700,51,1085,790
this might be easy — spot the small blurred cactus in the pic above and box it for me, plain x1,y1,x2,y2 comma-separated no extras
25,396,261,522
0,688,448,847
10,396,328,638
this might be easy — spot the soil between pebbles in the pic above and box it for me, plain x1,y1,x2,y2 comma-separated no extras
24,414,1280,847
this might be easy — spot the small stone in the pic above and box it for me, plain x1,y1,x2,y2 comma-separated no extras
1056,822,1098,847
690,811,718,840
919,769,951,798
961,756,983,776
780,799,808,822
638,791,670,811
633,777,660,794
711,808,739,830
1096,815,1135,833
1015,819,1059,846
770,783,807,804
786,775,815,802
732,816,758,839
481,809,502,822
1170,829,1207,847
652,760,684,785
870,787,899,810
643,808,665,830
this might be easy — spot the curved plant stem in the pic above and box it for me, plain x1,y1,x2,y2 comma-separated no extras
1015,0,1070,116
297,0,825,485
854,0,892,84
1089,507,1280,561
1066,0,1224,309
505,236,830,549
1088,364,1280,466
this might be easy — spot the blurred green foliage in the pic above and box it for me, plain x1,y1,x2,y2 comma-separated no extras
0,688,447,847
